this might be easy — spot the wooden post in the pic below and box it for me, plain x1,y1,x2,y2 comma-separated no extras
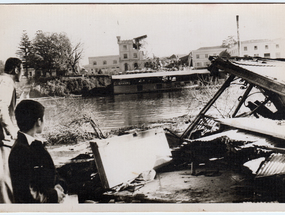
180,74,235,140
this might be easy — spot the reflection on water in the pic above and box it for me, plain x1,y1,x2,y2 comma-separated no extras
40,89,196,132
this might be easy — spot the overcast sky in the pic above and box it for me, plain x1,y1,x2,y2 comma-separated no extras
0,4,284,66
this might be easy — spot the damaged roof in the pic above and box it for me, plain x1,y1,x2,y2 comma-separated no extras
210,57,285,96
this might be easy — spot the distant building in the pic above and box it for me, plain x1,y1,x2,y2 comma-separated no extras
117,36,145,72
228,38,285,58
87,55,120,75
191,46,227,69
85,36,146,75
191,38,285,69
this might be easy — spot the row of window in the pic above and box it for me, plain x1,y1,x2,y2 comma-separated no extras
196,53,217,59
93,53,139,65
123,53,138,59
197,44,281,59
196,52,280,66
244,44,279,51
252,53,280,58
93,60,118,66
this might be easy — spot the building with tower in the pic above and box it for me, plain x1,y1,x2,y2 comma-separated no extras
85,36,147,75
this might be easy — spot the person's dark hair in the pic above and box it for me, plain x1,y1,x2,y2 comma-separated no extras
15,100,45,132
4,58,22,75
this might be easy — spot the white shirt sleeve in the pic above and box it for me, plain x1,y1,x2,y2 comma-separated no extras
0,75,16,136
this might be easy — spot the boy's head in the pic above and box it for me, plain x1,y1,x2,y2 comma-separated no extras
15,100,45,133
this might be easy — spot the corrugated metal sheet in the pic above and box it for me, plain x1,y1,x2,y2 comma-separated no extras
256,153,285,178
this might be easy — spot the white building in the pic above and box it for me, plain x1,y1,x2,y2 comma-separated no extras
191,46,227,69
191,38,285,70
117,36,145,72
87,55,120,75
85,36,146,75
228,38,285,58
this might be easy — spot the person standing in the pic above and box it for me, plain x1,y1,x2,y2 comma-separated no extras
0,57,22,203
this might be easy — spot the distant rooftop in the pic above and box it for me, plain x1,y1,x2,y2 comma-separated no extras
197,45,225,50
241,39,271,44
196,38,284,52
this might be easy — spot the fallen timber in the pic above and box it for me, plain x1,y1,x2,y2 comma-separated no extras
51,56,285,203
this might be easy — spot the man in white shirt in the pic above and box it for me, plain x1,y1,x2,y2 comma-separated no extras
0,57,22,203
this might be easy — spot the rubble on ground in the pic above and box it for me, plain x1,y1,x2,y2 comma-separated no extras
49,56,285,203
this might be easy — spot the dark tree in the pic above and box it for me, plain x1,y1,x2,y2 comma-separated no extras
33,31,56,77
33,31,73,77
66,42,84,74
17,30,84,78
16,30,34,76
54,33,73,76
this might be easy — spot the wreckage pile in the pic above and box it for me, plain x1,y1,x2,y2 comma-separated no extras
50,56,285,203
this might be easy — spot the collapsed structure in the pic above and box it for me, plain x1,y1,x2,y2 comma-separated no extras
175,56,285,202
57,56,285,203
183,56,285,158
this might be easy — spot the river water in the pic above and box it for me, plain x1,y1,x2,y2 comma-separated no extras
38,88,200,133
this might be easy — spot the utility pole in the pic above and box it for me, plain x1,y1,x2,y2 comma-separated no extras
236,15,241,57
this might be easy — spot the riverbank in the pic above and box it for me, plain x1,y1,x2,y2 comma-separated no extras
16,75,112,98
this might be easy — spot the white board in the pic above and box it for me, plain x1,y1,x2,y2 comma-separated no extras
217,118,285,140
90,128,172,189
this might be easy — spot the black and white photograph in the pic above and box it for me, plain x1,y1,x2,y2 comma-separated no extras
0,2,285,212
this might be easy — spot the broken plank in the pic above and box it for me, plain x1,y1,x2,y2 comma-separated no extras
216,118,285,141
90,128,172,189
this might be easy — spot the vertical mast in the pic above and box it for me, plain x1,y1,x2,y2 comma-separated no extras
236,15,241,57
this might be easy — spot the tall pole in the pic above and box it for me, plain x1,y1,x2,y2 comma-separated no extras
236,15,241,57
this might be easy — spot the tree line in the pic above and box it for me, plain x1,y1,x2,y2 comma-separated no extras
16,30,83,78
